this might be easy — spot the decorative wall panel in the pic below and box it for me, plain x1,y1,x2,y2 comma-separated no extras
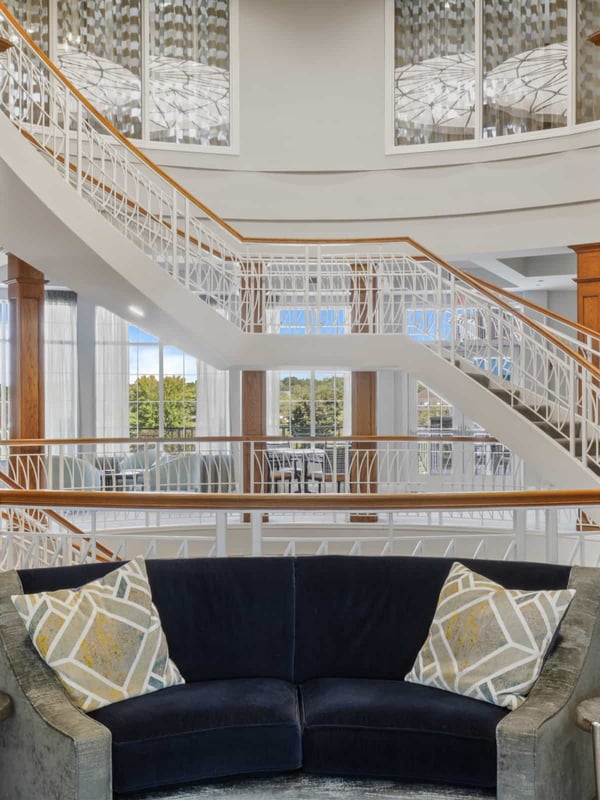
577,0,600,123
483,0,568,137
394,0,476,145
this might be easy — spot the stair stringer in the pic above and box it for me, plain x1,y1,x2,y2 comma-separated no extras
235,331,600,497
0,112,242,368
401,340,600,501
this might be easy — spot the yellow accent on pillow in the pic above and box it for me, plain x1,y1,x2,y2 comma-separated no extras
12,556,184,712
405,561,575,710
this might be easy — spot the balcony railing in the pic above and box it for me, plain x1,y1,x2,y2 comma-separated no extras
0,435,543,497
0,488,598,570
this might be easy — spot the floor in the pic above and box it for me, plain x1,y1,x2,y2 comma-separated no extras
125,775,495,800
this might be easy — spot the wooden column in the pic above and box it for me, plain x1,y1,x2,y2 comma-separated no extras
242,370,267,522
350,261,377,519
240,261,267,512
570,243,600,531
6,255,45,488
571,243,600,348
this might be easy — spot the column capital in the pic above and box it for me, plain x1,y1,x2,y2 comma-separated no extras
569,243,600,255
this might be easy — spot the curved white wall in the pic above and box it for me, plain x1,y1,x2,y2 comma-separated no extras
144,0,600,256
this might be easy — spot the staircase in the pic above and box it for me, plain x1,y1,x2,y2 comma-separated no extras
1,2,600,499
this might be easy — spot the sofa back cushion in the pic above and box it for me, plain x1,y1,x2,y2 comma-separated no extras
292,555,571,683
18,557,296,682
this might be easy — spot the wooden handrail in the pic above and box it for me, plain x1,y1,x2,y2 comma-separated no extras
0,434,502,445
1,488,600,511
2,1,599,389
407,241,600,385
466,273,600,342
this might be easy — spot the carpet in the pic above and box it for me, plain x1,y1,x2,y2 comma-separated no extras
125,775,496,800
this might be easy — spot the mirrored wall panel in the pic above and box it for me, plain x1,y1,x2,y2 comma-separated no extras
6,0,231,147
394,0,476,145
393,0,600,147
577,0,600,123
483,0,567,137
56,0,142,139
6,0,48,50
149,0,230,145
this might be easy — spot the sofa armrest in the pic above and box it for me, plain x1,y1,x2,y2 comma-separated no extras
497,565,600,800
0,570,112,800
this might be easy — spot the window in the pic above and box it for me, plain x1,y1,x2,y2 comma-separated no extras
7,0,234,147
278,371,346,438
128,328,197,438
389,0,600,148
95,309,198,439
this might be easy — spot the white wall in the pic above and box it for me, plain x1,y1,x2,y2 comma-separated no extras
142,0,600,257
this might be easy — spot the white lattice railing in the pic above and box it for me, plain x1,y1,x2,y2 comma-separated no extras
0,491,597,570
2,4,600,481
0,436,542,496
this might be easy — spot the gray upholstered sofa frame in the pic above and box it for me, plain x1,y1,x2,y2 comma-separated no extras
1,564,600,800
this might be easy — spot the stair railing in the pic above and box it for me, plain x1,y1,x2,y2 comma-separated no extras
2,3,600,479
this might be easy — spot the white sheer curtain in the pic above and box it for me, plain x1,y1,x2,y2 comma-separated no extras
45,291,78,438
196,361,230,440
95,306,129,439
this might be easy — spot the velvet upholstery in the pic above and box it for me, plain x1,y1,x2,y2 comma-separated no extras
19,557,296,682
293,556,571,683
301,678,509,788
90,678,301,794
12,555,581,798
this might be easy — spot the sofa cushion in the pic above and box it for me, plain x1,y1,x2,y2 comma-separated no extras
300,677,509,788
405,561,575,710
19,557,296,682
11,556,184,712
293,555,571,682
89,678,302,794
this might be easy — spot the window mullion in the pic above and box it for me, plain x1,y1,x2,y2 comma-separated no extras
310,372,316,438
142,0,151,144
158,344,164,438
475,0,483,140
568,0,577,128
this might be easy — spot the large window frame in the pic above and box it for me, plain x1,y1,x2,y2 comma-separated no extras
385,0,600,153
11,0,239,154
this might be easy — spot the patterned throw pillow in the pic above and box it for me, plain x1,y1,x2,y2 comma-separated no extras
11,556,184,712
405,561,575,710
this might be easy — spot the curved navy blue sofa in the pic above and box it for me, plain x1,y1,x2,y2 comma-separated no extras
1,555,600,800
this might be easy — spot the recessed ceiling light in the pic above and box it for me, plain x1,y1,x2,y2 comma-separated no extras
128,304,145,318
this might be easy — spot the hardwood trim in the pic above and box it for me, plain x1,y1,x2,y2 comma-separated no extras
0,434,505,445
350,371,377,514
2,488,600,511
242,371,266,497
570,242,600,254
0,36,13,52
469,274,600,341
7,256,44,445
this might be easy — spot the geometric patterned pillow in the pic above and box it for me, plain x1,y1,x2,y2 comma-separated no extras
11,556,184,712
405,561,575,710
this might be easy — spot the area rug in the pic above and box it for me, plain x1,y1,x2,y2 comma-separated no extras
126,774,496,800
